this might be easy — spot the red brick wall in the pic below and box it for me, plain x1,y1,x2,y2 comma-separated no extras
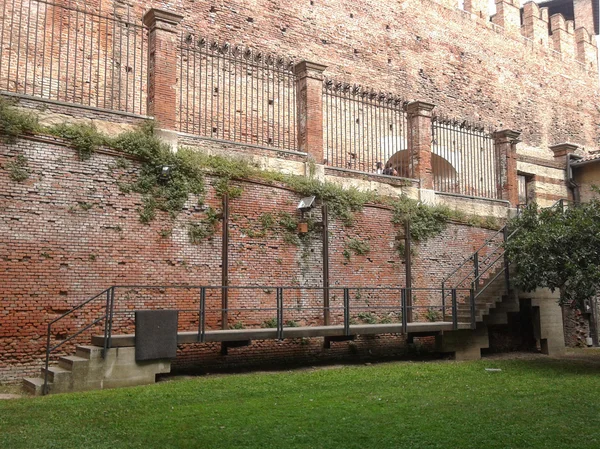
0,135,497,382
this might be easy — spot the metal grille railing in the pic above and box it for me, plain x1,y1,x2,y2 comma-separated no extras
0,0,147,114
178,35,298,151
323,79,410,177
432,116,500,199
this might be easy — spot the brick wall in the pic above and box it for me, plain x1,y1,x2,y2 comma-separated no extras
0,135,496,382
148,0,598,149
2,0,598,152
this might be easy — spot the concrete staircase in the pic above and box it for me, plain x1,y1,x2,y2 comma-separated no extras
437,264,520,360
24,345,170,395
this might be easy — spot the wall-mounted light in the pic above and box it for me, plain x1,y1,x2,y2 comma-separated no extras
159,166,171,183
297,195,316,213
297,196,316,234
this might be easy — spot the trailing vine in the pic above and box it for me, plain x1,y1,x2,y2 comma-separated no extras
343,237,371,261
0,97,504,249
188,207,220,244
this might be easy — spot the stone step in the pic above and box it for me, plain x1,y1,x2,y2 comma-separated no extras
23,377,45,395
59,355,88,371
41,365,71,383
75,345,104,360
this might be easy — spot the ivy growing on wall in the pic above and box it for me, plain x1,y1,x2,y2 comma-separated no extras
0,97,503,249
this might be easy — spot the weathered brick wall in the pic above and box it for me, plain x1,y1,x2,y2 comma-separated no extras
0,135,495,382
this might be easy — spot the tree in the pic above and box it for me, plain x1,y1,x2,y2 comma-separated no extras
505,190,600,310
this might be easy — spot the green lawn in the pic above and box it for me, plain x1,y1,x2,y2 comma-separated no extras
1,355,600,448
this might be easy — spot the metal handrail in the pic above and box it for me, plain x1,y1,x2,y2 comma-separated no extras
42,285,477,394
440,198,569,315
442,225,507,286
43,287,111,395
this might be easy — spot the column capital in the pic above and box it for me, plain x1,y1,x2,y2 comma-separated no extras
493,129,521,143
293,61,327,80
406,101,436,117
143,9,184,32
549,142,579,158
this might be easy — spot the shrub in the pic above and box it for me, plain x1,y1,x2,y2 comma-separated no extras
0,97,39,142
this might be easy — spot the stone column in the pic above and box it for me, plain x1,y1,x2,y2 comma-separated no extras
494,129,521,206
294,61,327,163
143,9,184,130
406,101,435,190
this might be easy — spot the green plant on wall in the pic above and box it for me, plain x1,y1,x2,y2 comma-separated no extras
343,237,371,261
188,207,220,244
425,308,441,322
0,97,504,250
0,97,39,142
47,122,104,161
213,177,243,199
5,154,30,182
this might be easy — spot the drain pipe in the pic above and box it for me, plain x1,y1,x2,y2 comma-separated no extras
566,154,581,203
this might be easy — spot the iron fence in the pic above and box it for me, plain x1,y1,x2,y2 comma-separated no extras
178,35,298,151
431,116,500,199
0,0,147,114
323,79,410,177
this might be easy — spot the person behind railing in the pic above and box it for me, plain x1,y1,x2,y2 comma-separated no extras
382,162,398,176
376,161,383,175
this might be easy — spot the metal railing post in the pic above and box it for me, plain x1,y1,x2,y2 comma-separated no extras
198,287,206,343
106,287,116,352
441,282,446,322
451,289,458,330
343,288,350,336
43,322,51,395
473,252,479,291
401,288,407,334
277,287,284,340
102,287,111,358
503,226,510,291
470,286,476,330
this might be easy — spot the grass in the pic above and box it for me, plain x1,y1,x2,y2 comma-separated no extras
1,355,600,448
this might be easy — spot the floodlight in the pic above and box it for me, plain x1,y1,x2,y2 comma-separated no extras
297,196,316,212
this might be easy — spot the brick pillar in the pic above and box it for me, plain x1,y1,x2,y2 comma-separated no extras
550,14,576,58
522,2,549,47
143,9,183,129
575,28,599,72
294,61,327,162
573,0,596,35
406,101,435,189
549,142,579,163
493,0,521,34
463,0,489,20
494,130,521,206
